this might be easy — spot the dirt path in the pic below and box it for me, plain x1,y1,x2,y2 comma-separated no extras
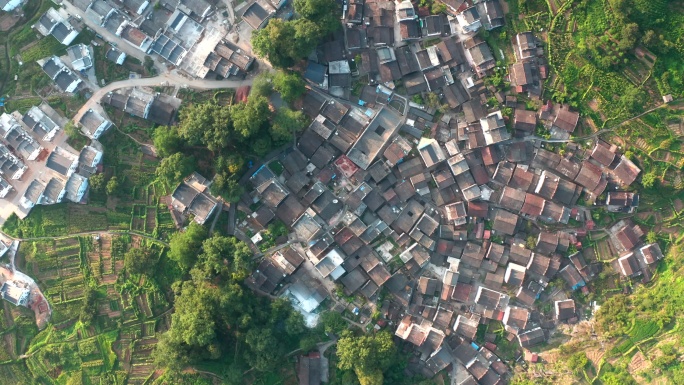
0,229,169,247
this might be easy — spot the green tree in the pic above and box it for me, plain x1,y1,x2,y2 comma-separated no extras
294,0,341,34
272,71,306,104
251,136,272,157
271,108,308,144
292,19,326,56
79,285,98,326
641,172,657,189
320,311,348,335
231,96,270,139
251,73,274,98
106,176,119,196
156,153,195,188
620,86,645,113
89,173,105,193
336,331,398,385
168,222,208,271
195,235,252,280
567,352,589,374
251,19,298,68
618,23,640,51
211,174,244,203
124,247,156,275
153,126,184,157
646,231,658,244
217,153,245,176
177,103,233,151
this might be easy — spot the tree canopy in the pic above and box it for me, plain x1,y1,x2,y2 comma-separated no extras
153,126,183,157
177,103,233,151
251,0,340,68
231,95,271,139
272,71,306,104
151,213,328,377
336,330,398,385
156,153,195,188
271,108,308,145
124,247,157,275
167,222,208,272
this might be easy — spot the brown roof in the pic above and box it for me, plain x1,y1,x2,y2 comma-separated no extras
468,201,489,218
121,25,149,47
618,252,641,277
510,62,533,87
514,109,536,133
590,141,616,167
520,193,545,217
499,186,526,212
640,243,663,264
553,105,580,132
509,166,534,190
574,160,603,190
492,209,519,236
612,155,641,186
615,224,642,251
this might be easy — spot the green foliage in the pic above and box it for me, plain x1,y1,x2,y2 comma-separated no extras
156,153,195,188
124,246,157,275
177,102,233,150
193,235,253,281
252,0,340,68
89,173,105,193
106,176,120,196
21,36,67,62
231,95,270,140
251,73,274,98
272,71,306,104
566,352,589,374
320,311,348,335
210,174,244,203
79,285,98,326
336,330,398,385
153,126,184,158
167,222,209,272
642,172,658,189
293,0,340,33
271,108,308,145
251,19,297,68
596,295,632,337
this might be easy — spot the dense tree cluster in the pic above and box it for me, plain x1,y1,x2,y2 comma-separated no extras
153,225,316,378
336,330,398,385
575,0,683,98
252,0,340,68
153,72,309,201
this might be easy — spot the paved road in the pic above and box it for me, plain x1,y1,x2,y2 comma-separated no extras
73,72,253,123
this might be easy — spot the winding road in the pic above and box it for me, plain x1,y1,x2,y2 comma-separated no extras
73,72,254,123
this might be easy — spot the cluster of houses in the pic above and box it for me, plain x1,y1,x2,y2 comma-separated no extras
102,87,181,126
61,0,255,79
169,172,220,226
236,79,653,382
242,10,659,373
0,104,103,220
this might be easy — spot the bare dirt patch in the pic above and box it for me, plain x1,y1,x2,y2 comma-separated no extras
0,13,20,31
628,350,650,375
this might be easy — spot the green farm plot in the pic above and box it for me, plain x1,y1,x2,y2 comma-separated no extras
11,233,172,384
